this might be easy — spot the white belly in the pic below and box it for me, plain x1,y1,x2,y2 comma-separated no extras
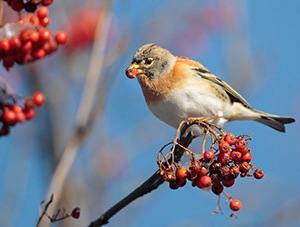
147,85,229,128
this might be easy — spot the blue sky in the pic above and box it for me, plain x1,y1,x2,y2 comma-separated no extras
0,1,300,226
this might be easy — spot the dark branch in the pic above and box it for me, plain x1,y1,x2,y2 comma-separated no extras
37,194,54,227
88,129,193,227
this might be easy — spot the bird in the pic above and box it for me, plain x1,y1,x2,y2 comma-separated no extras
125,43,295,133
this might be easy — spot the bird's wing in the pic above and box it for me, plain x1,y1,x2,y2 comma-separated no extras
193,68,251,108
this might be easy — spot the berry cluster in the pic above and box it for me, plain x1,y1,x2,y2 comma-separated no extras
158,119,264,216
64,8,98,53
0,83,45,136
3,0,53,12
0,7,67,70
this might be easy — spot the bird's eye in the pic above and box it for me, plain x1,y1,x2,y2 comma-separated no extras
145,58,153,65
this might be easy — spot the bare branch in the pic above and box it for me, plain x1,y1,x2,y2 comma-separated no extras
44,1,114,226
88,123,194,226
37,194,54,227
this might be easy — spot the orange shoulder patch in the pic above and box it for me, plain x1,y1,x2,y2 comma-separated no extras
138,57,193,104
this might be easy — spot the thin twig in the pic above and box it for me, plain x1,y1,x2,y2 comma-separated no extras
201,130,210,154
37,194,54,226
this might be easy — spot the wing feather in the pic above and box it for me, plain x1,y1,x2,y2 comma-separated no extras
193,68,251,108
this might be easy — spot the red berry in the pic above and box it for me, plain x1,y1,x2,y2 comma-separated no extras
239,161,252,173
211,182,223,195
253,169,264,179
229,166,240,178
55,31,68,44
10,36,22,51
20,30,29,43
189,160,202,173
29,30,40,43
177,178,187,187
24,2,37,12
32,92,45,106
39,29,52,42
23,54,34,63
169,180,179,190
2,109,17,125
24,98,35,109
220,165,230,178
11,0,24,11
3,55,15,70
24,108,35,120
0,39,10,52
230,150,242,163
224,133,236,145
221,178,235,187
218,152,231,165
197,175,212,188
235,137,248,152
37,6,49,20
32,48,46,59
43,39,58,54
176,167,190,180
210,161,222,172
203,150,214,161
71,207,80,219
13,104,23,113
21,41,33,54
40,17,50,27
0,125,10,136
242,152,252,162
42,0,53,6
16,112,26,123
31,0,42,4
230,199,242,211
219,140,231,153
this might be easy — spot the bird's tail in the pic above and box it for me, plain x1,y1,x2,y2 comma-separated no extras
254,113,295,132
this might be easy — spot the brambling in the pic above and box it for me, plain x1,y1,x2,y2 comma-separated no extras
125,44,295,133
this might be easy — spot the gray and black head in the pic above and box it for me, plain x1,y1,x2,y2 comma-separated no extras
125,44,176,79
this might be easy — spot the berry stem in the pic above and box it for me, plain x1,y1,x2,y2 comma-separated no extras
212,195,224,215
202,130,209,154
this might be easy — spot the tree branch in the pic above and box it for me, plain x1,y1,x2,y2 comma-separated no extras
41,1,113,226
88,128,193,227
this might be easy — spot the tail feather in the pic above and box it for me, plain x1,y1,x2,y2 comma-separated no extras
255,115,295,132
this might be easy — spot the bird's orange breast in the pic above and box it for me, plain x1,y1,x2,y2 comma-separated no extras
137,57,207,104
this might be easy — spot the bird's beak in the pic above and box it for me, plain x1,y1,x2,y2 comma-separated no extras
126,63,144,79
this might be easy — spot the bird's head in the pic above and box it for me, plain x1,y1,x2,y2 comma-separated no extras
126,44,176,80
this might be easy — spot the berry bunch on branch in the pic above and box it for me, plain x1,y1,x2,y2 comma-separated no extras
0,0,67,134
158,117,264,217
88,118,265,226
0,81,45,136
0,3,67,70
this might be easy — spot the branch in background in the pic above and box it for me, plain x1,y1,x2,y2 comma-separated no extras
41,1,115,225
0,1,3,26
